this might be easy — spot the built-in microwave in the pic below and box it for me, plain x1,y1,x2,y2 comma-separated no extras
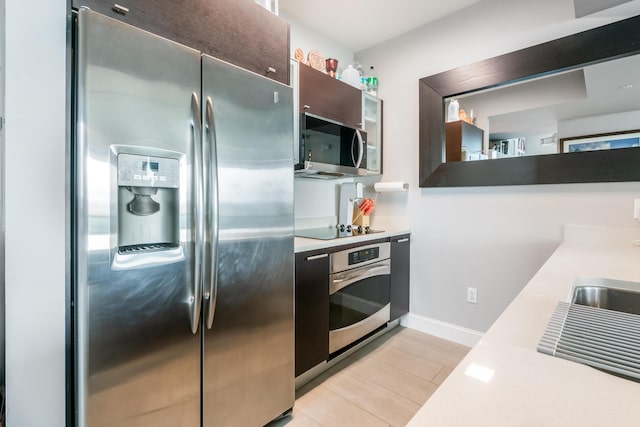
295,113,368,178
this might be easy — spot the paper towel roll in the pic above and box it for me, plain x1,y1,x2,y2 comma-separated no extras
373,182,409,192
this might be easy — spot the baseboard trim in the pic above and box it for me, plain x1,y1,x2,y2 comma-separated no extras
400,313,483,347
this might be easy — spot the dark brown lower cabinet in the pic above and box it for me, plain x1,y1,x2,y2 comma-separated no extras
294,250,329,377
390,234,410,320
72,0,290,85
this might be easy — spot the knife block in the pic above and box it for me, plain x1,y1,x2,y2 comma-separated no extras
352,206,370,227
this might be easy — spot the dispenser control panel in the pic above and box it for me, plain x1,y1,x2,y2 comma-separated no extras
117,153,179,188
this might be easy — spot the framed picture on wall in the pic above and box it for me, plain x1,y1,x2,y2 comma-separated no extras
560,129,640,153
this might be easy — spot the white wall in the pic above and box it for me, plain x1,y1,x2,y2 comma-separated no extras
355,0,640,332
516,132,558,156
282,12,355,77
558,110,640,138
294,177,354,227
5,0,67,425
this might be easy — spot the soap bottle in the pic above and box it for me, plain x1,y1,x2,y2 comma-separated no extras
367,66,378,96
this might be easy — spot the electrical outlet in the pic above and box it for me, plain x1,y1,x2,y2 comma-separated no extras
467,287,478,304
634,199,640,222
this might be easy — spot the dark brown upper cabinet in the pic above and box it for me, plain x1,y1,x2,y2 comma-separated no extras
418,15,640,187
299,64,362,127
445,121,484,162
72,0,290,85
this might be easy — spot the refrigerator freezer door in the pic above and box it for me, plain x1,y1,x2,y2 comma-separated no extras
75,10,201,426
201,56,295,427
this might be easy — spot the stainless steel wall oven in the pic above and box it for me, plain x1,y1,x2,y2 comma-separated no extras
329,242,391,354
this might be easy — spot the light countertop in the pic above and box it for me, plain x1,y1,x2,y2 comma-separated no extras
407,224,640,426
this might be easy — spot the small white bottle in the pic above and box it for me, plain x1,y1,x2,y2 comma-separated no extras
447,99,459,122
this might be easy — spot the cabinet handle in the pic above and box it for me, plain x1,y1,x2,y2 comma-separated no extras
266,66,277,74
396,238,409,243
306,253,328,261
303,105,311,110
113,3,129,14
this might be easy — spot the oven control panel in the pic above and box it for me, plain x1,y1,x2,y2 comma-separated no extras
330,242,390,274
348,247,379,265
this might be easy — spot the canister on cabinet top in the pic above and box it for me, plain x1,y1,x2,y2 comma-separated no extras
447,99,459,122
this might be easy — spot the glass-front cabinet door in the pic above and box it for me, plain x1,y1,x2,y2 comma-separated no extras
362,92,382,174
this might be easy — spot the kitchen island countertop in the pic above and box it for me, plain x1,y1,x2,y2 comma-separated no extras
408,224,640,426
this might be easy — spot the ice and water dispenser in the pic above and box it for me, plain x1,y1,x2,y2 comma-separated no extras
117,152,180,254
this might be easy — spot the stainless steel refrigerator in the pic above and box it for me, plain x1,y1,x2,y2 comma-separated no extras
73,9,294,426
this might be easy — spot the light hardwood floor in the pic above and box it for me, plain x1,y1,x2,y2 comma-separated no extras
271,326,470,427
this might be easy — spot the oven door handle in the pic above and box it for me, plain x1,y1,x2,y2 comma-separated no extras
330,260,390,295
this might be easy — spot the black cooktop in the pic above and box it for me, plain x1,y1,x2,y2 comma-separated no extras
295,227,385,240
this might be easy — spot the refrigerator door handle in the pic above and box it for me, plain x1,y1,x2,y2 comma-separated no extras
204,96,220,330
190,92,204,334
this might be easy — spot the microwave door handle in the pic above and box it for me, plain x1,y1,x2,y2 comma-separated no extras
351,131,357,167
204,96,220,330
190,92,204,334
352,129,364,168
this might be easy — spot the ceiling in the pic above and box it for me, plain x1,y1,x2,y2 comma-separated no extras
278,0,639,53
278,0,483,52
456,54,640,141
